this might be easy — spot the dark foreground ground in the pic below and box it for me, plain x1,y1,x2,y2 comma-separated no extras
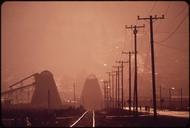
1,108,189,127
1,107,85,127
95,110,189,127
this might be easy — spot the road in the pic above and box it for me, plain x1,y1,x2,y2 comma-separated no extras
70,110,95,127
124,107,189,118
151,109,189,118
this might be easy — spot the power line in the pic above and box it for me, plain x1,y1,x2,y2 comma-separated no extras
154,41,188,54
154,31,188,34
137,1,159,80
136,3,172,101
144,3,186,68
156,14,188,43
132,2,156,77
116,60,128,109
174,6,188,19
125,24,145,114
138,14,165,118
155,3,172,32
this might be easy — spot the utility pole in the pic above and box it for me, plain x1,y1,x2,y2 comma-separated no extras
122,51,135,112
125,24,145,114
111,72,115,109
117,66,120,109
116,60,128,109
103,81,108,110
138,15,165,118
113,66,121,109
103,81,106,109
106,72,112,109
112,70,118,109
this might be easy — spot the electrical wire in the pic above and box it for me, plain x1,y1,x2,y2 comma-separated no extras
137,1,157,80
154,41,188,54
174,5,188,18
156,14,188,43
154,3,172,33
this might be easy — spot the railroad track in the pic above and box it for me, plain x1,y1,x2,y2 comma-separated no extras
70,110,95,127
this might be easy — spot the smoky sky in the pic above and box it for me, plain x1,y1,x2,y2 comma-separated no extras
1,2,189,99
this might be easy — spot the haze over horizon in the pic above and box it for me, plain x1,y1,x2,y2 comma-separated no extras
1,1,189,100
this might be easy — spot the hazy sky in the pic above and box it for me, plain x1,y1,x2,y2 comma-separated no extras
1,1,189,100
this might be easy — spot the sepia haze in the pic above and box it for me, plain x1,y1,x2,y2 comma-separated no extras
1,2,189,101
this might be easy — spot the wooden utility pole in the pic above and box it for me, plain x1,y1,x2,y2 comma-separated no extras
116,60,128,109
103,81,106,109
138,15,164,118
125,24,145,114
113,66,121,109
111,72,116,109
112,70,118,109
106,72,112,109
122,51,135,112
103,81,108,109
